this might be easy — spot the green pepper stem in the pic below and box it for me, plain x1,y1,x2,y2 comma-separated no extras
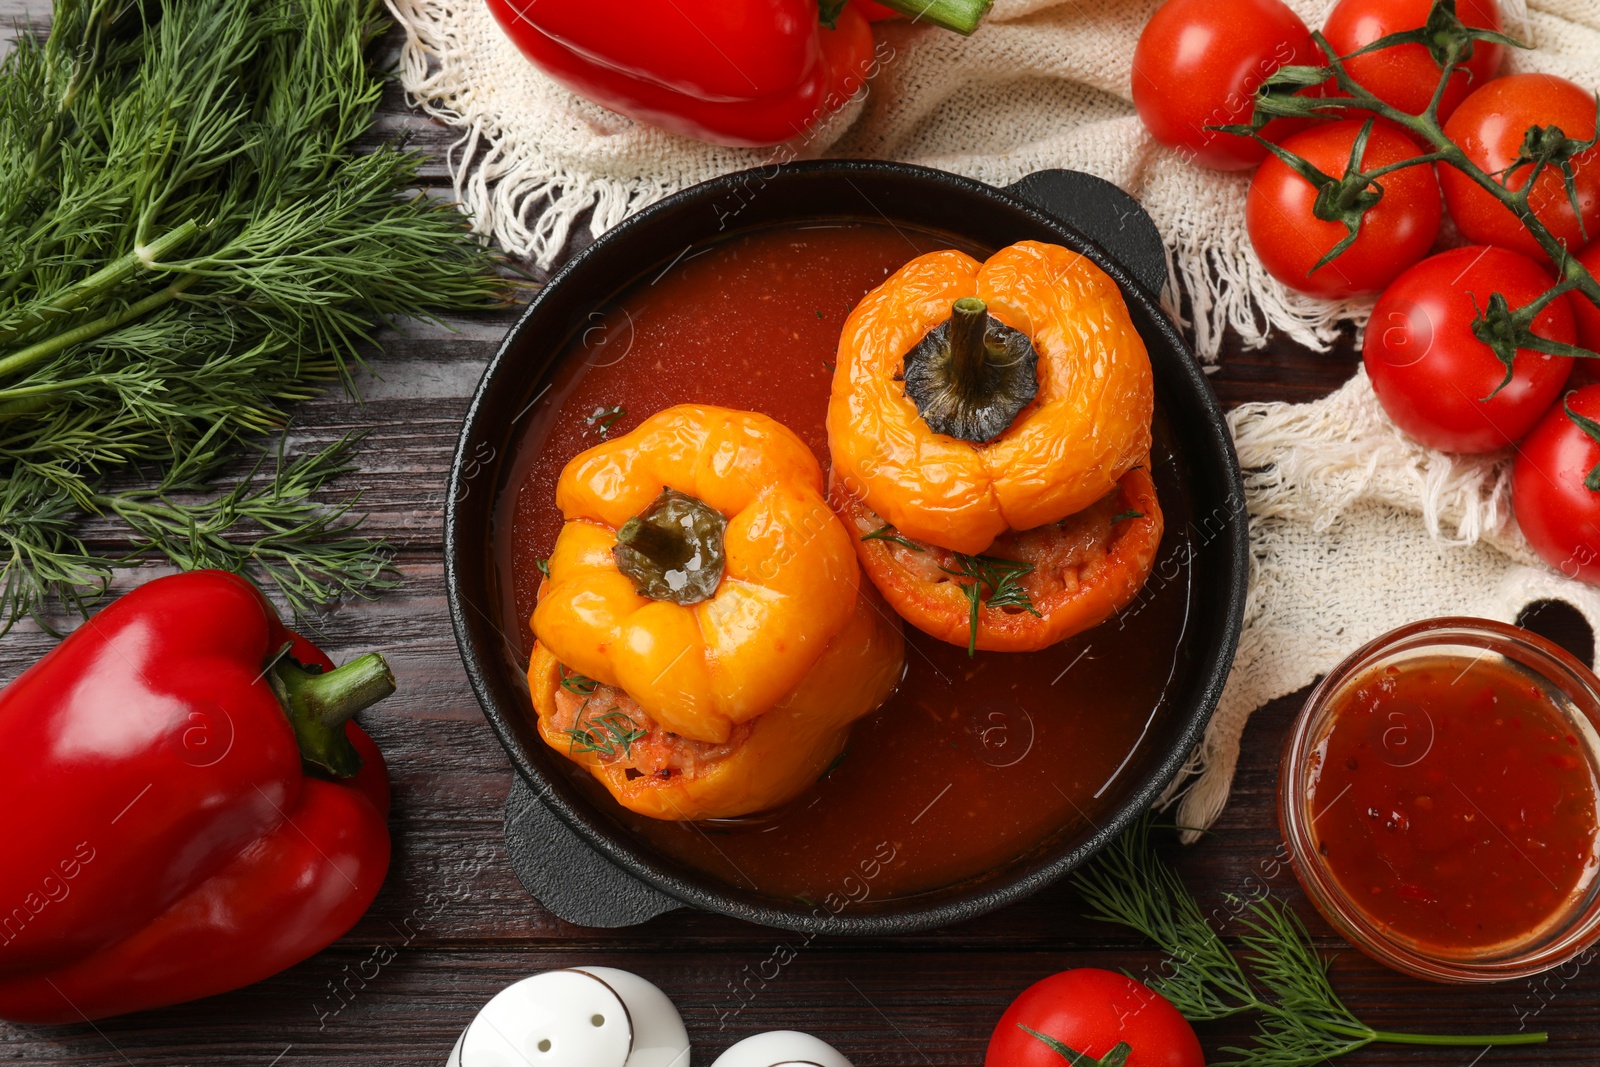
296,653,395,726
948,296,991,397
611,488,727,605
870,0,993,35
271,651,395,779
616,515,681,568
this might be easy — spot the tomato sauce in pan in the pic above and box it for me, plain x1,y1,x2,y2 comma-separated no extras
500,222,1200,901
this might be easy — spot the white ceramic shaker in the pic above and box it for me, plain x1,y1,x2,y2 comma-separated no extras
447,966,690,1067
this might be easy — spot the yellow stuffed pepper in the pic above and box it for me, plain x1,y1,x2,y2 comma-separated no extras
530,404,903,821
827,240,1164,655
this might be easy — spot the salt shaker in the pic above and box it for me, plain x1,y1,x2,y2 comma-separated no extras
447,966,690,1067
710,1031,854,1067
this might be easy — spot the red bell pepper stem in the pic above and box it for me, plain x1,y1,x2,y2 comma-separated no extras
270,651,395,780
870,0,993,35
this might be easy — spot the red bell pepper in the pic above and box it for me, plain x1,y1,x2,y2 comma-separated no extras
485,0,993,146
0,570,394,1023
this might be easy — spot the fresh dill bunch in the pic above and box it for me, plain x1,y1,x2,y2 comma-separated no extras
0,0,504,633
1074,815,1550,1066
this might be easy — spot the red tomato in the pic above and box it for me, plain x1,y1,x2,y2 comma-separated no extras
1132,0,1320,171
1246,119,1441,297
1571,241,1600,355
1364,246,1575,452
985,968,1203,1067
1441,74,1600,260
1513,385,1600,583
1322,0,1504,120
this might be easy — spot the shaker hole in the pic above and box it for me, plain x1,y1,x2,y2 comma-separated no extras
537,1039,552,1052
591,1014,605,1027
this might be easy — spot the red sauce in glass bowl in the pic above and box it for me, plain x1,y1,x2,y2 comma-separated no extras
1308,655,1600,952
496,221,1203,901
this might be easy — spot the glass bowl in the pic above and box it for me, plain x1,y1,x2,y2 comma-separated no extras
1280,616,1600,983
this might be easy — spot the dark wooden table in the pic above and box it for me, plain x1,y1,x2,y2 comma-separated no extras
3,17,1597,1067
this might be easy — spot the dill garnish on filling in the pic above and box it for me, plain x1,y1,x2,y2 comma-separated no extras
942,552,1042,656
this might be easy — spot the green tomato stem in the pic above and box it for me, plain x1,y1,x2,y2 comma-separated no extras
1307,28,1600,316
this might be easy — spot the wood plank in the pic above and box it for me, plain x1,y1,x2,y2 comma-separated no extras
3,6,1597,1065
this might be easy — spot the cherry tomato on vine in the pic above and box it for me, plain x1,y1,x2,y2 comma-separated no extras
1246,119,1441,297
1322,0,1504,120
1513,385,1600,584
984,968,1203,1067
1132,0,1320,171
1441,74,1600,260
1364,246,1575,453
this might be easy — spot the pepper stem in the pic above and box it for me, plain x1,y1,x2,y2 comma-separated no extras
901,296,1040,443
271,651,395,779
616,516,681,568
611,488,727,606
948,296,991,397
869,0,993,35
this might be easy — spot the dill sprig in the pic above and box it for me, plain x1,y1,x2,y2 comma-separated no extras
1074,817,1550,1066
861,524,926,552
942,552,1041,656
0,0,503,633
557,665,600,696
566,702,648,760
585,404,626,436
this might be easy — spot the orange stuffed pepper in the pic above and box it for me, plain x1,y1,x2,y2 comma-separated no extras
529,404,903,821
827,240,1164,654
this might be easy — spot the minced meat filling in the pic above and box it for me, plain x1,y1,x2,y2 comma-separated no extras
847,489,1123,608
550,677,752,780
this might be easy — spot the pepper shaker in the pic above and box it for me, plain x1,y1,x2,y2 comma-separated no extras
710,1031,854,1067
447,967,690,1067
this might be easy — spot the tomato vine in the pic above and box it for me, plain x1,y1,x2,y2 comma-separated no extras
1218,0,1600,388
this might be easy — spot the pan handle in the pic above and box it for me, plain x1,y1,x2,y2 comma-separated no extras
503,776,683,927
1003,170,1169,301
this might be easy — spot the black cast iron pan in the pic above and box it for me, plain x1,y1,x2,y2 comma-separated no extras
445,161,1247,933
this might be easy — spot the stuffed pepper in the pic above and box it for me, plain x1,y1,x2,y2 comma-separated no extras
827,240,1164,654
529,404,903,821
